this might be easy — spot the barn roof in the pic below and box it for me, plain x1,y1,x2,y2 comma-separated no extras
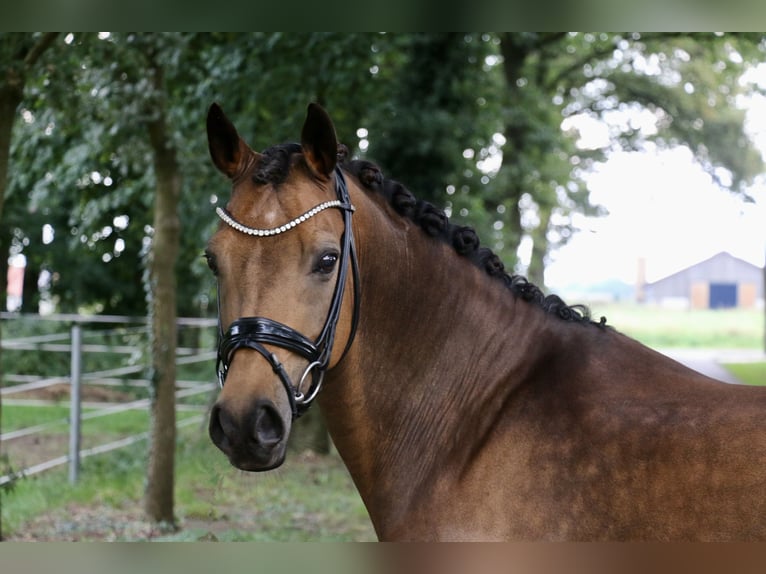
647,251,763,289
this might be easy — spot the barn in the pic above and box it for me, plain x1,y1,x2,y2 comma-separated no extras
642,252,764,309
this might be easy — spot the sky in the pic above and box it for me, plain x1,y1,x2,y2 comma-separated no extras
543,79,766,291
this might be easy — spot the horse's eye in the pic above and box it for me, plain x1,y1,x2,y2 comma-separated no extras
314,252,338,275
204,249,218,276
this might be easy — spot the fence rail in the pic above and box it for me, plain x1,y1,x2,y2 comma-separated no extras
1,313,218,487
1,311,217,326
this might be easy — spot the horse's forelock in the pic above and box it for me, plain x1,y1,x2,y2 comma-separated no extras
252,142,303,186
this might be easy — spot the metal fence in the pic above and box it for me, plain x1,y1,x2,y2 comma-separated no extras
0,313,217,486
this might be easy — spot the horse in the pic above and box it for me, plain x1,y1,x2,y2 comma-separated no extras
204,101,766,541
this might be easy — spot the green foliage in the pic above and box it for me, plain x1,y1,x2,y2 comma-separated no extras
0,317,67,376
365,34,500,204
4,32,765,312
559,33,764,195
722,362,766,386
491,32,766,282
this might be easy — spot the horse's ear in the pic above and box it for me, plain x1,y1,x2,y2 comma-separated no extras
301,102,338,178
207,103,257,180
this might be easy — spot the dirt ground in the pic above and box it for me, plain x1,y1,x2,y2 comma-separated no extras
5,498,274,542
10,382,135,403
5,504,173,542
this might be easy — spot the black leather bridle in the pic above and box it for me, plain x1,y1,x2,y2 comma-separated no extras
215,167,359,419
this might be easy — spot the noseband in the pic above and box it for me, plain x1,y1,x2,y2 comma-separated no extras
214,167,359,419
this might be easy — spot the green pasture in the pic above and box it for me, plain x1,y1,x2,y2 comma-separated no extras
588,303,763,349
721,362,766,386
2,426,375,541
2,404,200,434
2,404,71,431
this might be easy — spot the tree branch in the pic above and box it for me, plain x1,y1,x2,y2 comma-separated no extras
23,32,59,69
544,40,620,92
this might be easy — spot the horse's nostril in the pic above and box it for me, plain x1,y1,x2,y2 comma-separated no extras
253,402,285,446
209,400,286,463
208,404,231,453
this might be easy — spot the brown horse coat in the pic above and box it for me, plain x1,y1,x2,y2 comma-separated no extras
206,102,766,541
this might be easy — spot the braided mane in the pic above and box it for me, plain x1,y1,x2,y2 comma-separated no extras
250,141,605,326
342,157,607,327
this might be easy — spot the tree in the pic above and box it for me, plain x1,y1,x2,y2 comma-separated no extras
140,38,183,526
363,33,499,206
495,32,766,286
89,32,213,525
0,31,58,541
0,34,58,224
9,31,197,525
0,33,60,316
359,33,766,288
3,33,155,316
8,33,764,317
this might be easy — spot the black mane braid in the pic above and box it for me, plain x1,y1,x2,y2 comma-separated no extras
343,158,607,327
250,145,606,326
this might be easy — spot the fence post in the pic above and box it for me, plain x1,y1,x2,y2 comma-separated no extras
69,324,82,484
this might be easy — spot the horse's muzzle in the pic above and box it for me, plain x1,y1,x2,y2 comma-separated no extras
208,399,288,471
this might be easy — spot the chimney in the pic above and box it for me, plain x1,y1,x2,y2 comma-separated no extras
636,257,647,303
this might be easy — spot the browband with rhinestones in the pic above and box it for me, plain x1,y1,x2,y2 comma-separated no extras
215,200,354,237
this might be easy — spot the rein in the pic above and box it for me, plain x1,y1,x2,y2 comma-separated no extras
214,167,359,418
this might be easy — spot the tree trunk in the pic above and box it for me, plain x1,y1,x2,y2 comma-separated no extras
498,34,532,266
498,34,558,285
526,205,552,288
19,261,39,313
0,88,21,224
0,31,58,542
0,68,22,547
143,64,181,526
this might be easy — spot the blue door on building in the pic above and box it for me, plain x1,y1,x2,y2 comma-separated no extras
709,283,737,309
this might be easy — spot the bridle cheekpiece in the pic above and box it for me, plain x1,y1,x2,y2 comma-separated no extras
214,167,359,419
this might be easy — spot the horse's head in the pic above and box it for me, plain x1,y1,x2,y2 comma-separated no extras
205,102,357,471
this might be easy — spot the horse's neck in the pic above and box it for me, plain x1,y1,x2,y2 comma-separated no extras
319,187,570,535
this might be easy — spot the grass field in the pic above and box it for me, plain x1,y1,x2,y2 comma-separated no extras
2,426,375,541
3,404,200,434
586,303,764,349
721,362,766,386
